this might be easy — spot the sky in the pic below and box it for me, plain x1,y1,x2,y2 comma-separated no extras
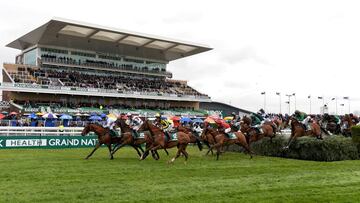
0,0,359,115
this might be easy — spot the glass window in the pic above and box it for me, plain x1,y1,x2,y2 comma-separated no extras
24,48,37,65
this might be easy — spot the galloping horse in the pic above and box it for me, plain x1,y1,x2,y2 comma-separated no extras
272,116,283,133
201,127,253,160
81,123,121,160
138,120,191,164
176,125,203,151
110,119,145,158
284,116,322,149
321,114,341,135
111,119,167,160
240,116,275,143
341,115,355,137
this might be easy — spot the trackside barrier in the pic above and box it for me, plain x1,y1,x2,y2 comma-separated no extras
0,127,97,149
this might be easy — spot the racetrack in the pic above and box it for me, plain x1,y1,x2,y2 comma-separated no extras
1,147,360,203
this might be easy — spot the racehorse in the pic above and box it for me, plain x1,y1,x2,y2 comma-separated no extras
176,125,203,151
111,119,158,159
240,116,275,143
284,116,322,149
321,114,341,135
201,127,253,160
138,120,191,164
341,115,355,137
81,123,121,160
272,116,283,133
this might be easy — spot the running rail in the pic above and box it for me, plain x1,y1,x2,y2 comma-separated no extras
0,126,84,136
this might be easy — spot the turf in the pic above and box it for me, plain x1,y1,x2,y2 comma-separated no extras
1,147,360,203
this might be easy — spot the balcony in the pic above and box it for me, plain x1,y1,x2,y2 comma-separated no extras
40,57,173,78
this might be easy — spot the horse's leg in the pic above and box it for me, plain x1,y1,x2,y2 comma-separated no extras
155,150,160,160
182,145,189,163
140,144,153,160
209,143,222,160
150,150,158,160
141,144,162,160
107,144,113,160
85,142,101,159
168,145,183,164
131,144,143,158
285,134,297,149
205,142,214,155
111,143,126,156
236,137,253,159
164,148,169,156
138,145,145,153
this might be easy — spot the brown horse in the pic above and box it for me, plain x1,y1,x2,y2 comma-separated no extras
81,123,121,160
341,115,355,137
111,119,166,160
109,119,145,158
272,117,283,133
201,127,253,160
177,125,203,151
138,120,191,164
240,117,275,143
284,116,322,149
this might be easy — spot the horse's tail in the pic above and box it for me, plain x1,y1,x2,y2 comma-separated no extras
195,136,203,151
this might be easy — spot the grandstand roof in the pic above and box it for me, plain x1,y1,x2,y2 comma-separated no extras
6,17,212,62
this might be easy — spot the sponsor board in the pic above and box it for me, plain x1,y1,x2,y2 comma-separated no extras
0,136,98,149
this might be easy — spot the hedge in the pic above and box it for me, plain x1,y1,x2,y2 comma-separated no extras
351,125,360,153
228,136,359,161
351,125,360,143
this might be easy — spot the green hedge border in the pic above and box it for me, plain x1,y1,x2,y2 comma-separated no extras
228,135,359,161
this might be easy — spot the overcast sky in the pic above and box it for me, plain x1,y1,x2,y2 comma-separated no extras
1,0,359,114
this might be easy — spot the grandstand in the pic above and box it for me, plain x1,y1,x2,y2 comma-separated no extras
0,18,212,116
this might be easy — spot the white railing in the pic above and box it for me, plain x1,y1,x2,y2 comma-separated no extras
0,126,84,136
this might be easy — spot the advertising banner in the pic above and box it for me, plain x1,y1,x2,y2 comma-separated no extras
0,135,98,149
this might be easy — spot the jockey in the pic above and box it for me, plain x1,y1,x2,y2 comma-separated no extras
127,113,143,137
105,116,118,137
324,113,341,125
294,110,311,131
216,119,232,137
154,113,173,140
230,112,240,131
250,113,263,134
192,123,203,136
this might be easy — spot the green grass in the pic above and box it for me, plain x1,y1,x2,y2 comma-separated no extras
1,147,360,203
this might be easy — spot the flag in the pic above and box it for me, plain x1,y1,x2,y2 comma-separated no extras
308,95,311,99
261,92,266,95
318,97,323,99
343,97,349,99
340,104,345,106
276,92,280,95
